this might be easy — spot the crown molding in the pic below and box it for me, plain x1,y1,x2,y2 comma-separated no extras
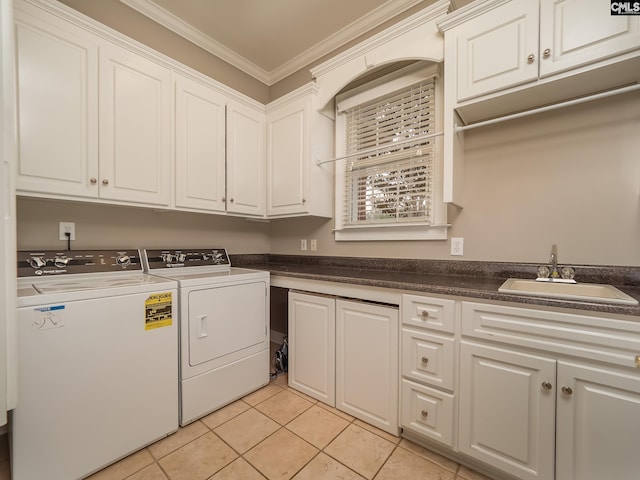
310,0,450,79
120,0,422,86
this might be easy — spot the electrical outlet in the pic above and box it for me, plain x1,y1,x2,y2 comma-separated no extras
451,237,464,256
310,239,317,251
300,239,307,251
59,222,76,241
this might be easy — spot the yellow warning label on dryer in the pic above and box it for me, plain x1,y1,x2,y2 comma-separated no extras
145,292,173,330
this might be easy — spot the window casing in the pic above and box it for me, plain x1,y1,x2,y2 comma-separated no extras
334,63,447,241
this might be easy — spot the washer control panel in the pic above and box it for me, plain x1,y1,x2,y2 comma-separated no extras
144,249,230,270
17,250,142,277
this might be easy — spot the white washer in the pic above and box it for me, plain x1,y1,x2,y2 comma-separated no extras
143,248,270,426
13,250,178,480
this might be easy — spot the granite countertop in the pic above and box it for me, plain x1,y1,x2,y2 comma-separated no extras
233,254,640,317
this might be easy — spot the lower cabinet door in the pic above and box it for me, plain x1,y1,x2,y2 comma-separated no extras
459,341,556,480
556,361,640,480
336,299,399,435
401,379,454,447
288,292,336,405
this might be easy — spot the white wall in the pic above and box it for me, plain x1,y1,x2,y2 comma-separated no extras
17,198,271,254
270,90,640,266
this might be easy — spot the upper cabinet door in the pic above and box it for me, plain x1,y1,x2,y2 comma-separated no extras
455,0,539,102
266,97,309,216
227,101,265,216
99,43,171,206
539,0,640,77
174,74,227,212
15,12,99,197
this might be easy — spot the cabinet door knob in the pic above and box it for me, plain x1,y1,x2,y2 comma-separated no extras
230,198,234,203
420,310,429,319
542,382,552,391
90,178,97,184
302,198,306,204
561,386,573,396
102,179,109,185
527,53,535,64
421,410,429,418
421,356,429,365
543,48,551,58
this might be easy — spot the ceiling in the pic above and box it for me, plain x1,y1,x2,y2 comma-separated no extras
119,0,468,86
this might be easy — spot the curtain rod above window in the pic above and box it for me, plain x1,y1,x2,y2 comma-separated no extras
456,83,640,133
317,131,444,166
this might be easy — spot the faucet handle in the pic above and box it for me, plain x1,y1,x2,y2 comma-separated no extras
561,267,576,280
537,266,550,279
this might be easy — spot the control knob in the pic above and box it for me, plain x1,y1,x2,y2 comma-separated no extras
116,254,131,267
177,253,186,263
28,256,46,268
54,256,70,268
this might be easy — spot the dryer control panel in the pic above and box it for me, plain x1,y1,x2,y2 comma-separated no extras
144,249,230,271
17,250,142,277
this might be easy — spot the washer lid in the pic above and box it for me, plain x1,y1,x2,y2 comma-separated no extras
31,273,168,294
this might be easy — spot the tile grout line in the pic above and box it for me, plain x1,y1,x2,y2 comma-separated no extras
120,378,471,480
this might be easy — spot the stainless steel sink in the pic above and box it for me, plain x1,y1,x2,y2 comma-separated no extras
498,278,639,305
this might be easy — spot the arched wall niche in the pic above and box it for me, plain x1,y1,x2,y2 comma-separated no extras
310,0,449,113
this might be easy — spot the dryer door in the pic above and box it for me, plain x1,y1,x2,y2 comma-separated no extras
188,281,267,366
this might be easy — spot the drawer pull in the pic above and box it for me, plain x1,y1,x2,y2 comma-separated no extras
420,310,429,319
421,410,429,418
421,356,429,365
541,382,552,391
561,386,573,396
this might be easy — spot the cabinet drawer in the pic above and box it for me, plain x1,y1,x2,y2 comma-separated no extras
402,294,455,333
401,379,455,447
462,301,640,368
402,328,454,391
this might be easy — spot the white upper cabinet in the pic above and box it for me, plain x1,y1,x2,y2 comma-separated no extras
174,74,227,212
14,0,266,217
99,43,171,206
15,9,99,198
266,84,333,218
174,73,266,216
441,0,640,114
539,0,640,77
454,0,539,102
15,2,171,207
226,101,265,216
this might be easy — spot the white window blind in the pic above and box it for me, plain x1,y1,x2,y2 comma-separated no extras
342,78,435,227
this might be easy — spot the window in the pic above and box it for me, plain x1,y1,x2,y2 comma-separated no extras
334,63,447,241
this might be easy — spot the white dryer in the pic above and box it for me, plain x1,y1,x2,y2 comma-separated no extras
143,248,270,426
14,250,178,480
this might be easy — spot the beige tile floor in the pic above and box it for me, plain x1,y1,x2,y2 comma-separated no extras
79,372,495,480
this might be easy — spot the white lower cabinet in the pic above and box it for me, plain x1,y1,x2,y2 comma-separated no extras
400,294,457,448
287,292,335,406
458,341,556,480
336,299,399,435
556,361,640,480
288,292,399,435
401,379,455,447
